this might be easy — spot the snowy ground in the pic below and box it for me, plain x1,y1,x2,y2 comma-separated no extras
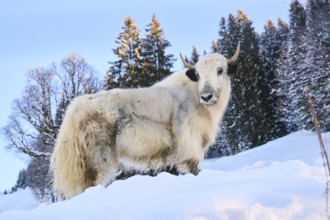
0,130,329,220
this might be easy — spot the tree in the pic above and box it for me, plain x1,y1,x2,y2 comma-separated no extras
11,169,28,192
217,16,231,57
259,19,289,138
1,54,102,200
278,0,308,133
266,0,330,134
55,91,69,127
190,46,200,64
106,17,142,89
214,10,276,155
106,15,175,89
140,14,175,86
271,18,290,136
303,0,330,131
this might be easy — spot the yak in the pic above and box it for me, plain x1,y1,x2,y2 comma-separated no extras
51,43,240,199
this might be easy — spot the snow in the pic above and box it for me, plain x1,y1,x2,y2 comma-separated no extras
0,188,39,213
0,130,329,220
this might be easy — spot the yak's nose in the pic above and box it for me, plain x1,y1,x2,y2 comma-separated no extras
200,83,217,104
201,94,213,102
200,92,216,104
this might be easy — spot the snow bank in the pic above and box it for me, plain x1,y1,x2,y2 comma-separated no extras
0,188,39,212
0,131,328,219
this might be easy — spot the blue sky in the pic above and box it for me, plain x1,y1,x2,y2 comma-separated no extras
0,0,296,191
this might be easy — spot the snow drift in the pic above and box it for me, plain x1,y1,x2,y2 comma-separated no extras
0,130,328,219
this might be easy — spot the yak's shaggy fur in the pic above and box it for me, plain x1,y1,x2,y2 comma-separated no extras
51,46,239,199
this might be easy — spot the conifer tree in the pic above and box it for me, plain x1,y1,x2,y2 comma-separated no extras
260,20,278,82
279,0,307,132
272,18,290,135
216,10,276,154
140,14,174,87
302,0,330,131
276,0,330,132
190,46,200,64
11,170,28,192
259,19,289,137
217,17,229,55
107,16,142,89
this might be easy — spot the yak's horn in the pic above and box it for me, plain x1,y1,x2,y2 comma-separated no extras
180,53,195,69
227,42,240,64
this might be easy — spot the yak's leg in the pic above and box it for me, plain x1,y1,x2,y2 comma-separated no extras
82,111,120,188
98,164,118,187
95,151,118,186
177,159,199,175
174,137,202,175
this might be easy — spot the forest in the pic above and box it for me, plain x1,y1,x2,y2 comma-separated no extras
1,0,329,201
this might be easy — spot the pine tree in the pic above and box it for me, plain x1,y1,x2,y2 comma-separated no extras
26,157,51,200
140,14,174,87
303,0,330,131
216,10,276,154
277,18,289,43
107,16,142,89
216,14,242,155
277,0,329,132
280,0,307,132
259,19,289,137
190,46,200,64
260,20,278,82
273,18,290,135
11,169,28,192
217,16,234,57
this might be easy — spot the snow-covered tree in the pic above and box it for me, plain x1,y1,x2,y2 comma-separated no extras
274,0,329,133
302,0,330,131
213,10,276,155
259,19,289,138
284,0,308,132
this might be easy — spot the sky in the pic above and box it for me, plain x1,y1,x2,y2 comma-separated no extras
0,0,298,191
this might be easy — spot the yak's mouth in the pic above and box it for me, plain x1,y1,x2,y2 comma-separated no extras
200,99,216,105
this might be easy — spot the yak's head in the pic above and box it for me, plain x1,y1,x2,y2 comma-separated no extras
180,42,240,105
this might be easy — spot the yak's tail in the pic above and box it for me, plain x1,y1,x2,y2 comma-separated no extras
50,96,97,199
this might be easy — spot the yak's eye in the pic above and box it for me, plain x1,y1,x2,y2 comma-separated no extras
217,67,223,75
196,72,200,80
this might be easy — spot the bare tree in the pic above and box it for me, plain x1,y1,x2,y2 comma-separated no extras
2,67,56,158
56,54,102,99
1,54,102,199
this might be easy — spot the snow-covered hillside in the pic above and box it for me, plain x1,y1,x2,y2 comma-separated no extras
0,131,329,220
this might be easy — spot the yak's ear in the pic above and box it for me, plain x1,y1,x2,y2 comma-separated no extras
227,63,238,77
186,69,199,82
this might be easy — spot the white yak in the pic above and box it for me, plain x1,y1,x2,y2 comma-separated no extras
51,43,240,199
